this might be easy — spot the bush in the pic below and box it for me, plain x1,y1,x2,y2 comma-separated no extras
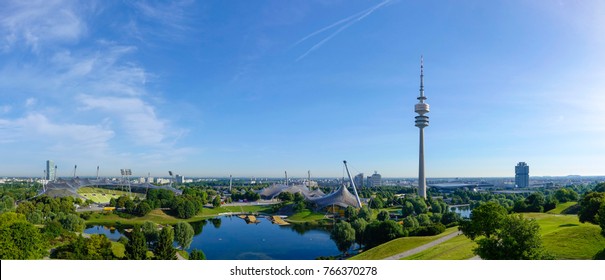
413,223,446,236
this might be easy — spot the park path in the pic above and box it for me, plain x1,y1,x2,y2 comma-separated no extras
383,231,461,260
176,251,186,260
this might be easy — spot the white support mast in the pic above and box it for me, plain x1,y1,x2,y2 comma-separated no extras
343,160,362,208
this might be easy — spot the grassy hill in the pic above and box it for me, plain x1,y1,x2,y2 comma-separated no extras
546,202,578,214
349,212,605,260
349,227,459,260
526,213,605,259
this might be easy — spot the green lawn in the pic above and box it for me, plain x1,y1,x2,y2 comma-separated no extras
546,202,578,214
525,213,605,259
287,209,326,222
401,234,476,260
349,227,459,260
85,205,274,226
349,213,605,260
78,187,145,204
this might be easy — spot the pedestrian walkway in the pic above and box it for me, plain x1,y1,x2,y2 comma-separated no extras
383,231,461,260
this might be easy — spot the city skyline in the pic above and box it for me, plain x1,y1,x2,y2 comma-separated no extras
1,1,605,178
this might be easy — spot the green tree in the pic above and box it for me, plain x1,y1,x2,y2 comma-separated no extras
417,213,431,226
212,196,222,208
126,225,147,260
524,193,545,212
594,182,605,193
598,204,605,237
154,226,176,260
189,249,206,260
358,206,373,222
578,192,605,224
401,201,415,217
554,188,579,203
410,198,428,215
543,196,558,212
174,198,197,219
54,234,114,260
351,218,368,247
441,211,461,226
58,213,85,232
142,221,159,247
402,215,419,229
364,220,405,248
377,210,390,221
174,221,194,249
369,196,384,209
136,201,152,216
344,206,358,221
474,214,551,260
0,213,45,259
460,201,508,239
293,192,305,203
330,221,356,256
277,192,293,202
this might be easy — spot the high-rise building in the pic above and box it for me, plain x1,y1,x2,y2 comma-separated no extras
515,162,529,188
368,171,382,188
46,160,55,181
354,173,364,188
175,174,185,184
414,56,430,199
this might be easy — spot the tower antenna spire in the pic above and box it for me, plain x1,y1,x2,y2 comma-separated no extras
420,56,424,98
414,55,430,199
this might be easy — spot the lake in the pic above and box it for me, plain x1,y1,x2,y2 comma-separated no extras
84,215,343,260
449,205,471,218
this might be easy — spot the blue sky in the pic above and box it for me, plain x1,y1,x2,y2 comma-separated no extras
1,0,604,178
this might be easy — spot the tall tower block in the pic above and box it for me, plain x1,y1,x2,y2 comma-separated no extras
414,57,430,199
46,160,55,181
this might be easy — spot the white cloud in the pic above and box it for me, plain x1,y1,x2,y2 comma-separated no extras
0,113,114,152
77,94,169,146
25,97,36,107
127,0,195,42
0,0,87,52
0,105,11,114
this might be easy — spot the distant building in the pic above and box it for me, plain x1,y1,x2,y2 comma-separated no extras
175,174,185,184
46,160,55,181
368,171,382,188
515,162,529,188
154,178,170,184
354,173,364,188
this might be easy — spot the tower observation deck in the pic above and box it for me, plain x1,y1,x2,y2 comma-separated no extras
415,56,429,199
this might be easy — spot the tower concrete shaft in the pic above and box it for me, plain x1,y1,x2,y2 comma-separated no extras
414,56,429,199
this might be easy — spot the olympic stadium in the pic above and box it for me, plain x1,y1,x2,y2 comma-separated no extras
40,177,182,201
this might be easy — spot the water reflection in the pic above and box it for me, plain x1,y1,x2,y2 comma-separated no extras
85,215,341,260
449,205,471,218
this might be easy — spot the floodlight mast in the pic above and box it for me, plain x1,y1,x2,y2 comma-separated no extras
285,171,288,187
54,165,58,181
343,160,362,208
73,165,77,179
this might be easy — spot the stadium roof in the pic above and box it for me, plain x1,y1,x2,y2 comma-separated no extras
309,185,360,209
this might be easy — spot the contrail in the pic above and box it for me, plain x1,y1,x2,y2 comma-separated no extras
296,0,393,61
